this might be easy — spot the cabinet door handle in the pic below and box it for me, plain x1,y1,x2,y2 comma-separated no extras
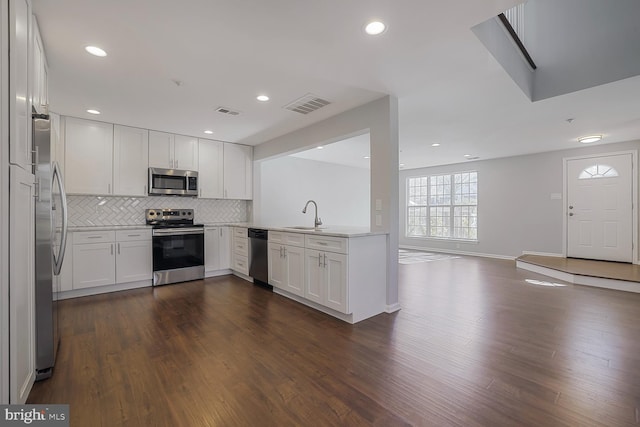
108,183,111,194
87,236,102,239
118,243,121,254
110,244,114,255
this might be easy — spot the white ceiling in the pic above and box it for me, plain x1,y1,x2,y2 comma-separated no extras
290,134,370,169
32,0,640,170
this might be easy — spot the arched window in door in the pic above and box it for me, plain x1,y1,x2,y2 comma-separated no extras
578,164,619,179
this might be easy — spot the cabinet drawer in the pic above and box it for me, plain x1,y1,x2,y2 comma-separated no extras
233,238,248,255
232,254,249,275
305,235,348,254
269,231,284,244
73,230,115,244
116,229,151,242
233,227,248,238
283,232,305,247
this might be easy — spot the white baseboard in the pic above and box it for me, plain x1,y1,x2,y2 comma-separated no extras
385,303,401,313
521,251,564,257
57,280,151,300
205,269,232,278
400,245,515,260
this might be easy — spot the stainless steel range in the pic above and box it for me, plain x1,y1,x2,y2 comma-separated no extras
146,208,204,286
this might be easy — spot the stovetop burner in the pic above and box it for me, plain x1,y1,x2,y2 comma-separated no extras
146,208,200,227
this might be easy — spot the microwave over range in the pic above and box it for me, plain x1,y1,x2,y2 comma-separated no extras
149,167,198,196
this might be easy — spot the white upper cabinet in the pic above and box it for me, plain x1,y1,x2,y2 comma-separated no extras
198,139,224,199
149,131,198,171
31,15,48,113
148,130,174,169
223,143,252,200
113,125,149,196
10,0,31,171
174,135,198,171
64,117,114,195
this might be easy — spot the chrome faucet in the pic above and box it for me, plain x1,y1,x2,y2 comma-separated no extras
302,200,322,228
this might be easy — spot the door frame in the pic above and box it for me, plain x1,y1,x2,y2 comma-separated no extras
562,150,638,264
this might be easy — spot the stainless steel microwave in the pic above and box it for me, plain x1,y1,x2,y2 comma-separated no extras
148,168,198,196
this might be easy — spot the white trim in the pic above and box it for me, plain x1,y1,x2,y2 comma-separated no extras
563,150,638,264
231,271,253,283
400,244,515,260
521,251,564,257
204,269,232,278
516,260,640,294
0,0,9,405
57,280,151,300
385,303,401,313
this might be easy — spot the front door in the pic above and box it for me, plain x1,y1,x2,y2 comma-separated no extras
567,153,633,262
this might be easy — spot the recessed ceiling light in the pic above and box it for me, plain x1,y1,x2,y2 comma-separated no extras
365,21,386,35
85,46,107,57
204,130,213,135
256,95,270,102
464,154,471,157
317,146,324,150
363,156,370,159
432,143,440,147
86,109,101,115
578,135,602,144
400,163,405,167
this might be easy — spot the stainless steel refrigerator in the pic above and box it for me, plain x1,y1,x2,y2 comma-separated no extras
33,111,68,381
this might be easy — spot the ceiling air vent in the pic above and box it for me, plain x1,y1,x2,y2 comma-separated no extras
216,106,240,116
284,93,331,115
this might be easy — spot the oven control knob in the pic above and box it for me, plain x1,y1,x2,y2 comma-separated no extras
187,212,192,215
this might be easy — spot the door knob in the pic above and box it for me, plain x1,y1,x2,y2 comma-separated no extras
569,213,574,216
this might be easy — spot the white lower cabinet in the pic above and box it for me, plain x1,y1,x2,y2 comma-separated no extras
268,242,305,296
115,230,152,283
304,249,348,312
70,229,151,292
73,241,116,289
205,226,231,273
231,227,249,276
269,231,387,324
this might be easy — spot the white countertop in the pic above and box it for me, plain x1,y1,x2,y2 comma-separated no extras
67,223,387,238
211,224,387,238
68,224,152,232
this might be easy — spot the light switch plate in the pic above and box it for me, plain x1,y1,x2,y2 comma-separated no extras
375,199,382,211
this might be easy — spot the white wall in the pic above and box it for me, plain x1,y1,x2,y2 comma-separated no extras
256,156,370,227
399,140,640,259
254,96,400,309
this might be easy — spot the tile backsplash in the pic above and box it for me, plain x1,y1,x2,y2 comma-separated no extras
67,195,248,226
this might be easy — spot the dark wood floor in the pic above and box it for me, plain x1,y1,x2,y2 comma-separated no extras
28,257,640,426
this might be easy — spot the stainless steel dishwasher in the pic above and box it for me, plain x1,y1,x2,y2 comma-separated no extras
248,228,270,287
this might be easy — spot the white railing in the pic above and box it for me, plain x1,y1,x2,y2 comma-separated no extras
504,2,526,45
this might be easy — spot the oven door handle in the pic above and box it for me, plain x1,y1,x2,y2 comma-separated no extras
152,228,204,236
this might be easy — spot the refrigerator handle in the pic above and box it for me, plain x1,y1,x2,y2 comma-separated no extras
52,161,68,276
